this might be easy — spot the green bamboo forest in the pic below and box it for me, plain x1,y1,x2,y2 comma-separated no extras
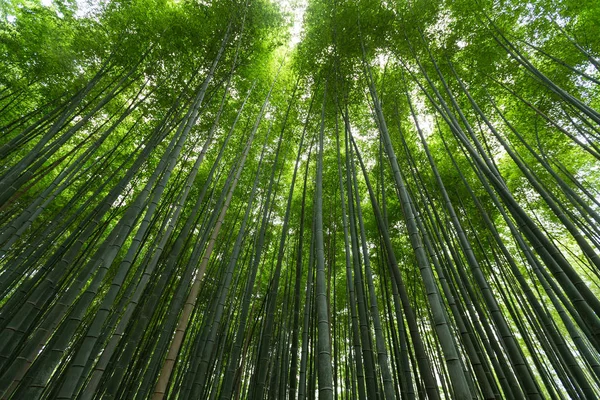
1,0,600,398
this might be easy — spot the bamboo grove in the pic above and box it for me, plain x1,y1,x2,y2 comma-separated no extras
0,0,599,398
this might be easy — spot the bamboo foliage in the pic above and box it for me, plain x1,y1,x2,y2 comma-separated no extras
1,0,600,398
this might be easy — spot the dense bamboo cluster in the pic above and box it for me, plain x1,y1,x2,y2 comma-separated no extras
1,0,599,398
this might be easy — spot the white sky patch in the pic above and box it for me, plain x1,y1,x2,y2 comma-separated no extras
273,0,306,47
375,52,388,69
35,0,98,18
74,0,101,18
415,112,434,138
409,88,435,139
